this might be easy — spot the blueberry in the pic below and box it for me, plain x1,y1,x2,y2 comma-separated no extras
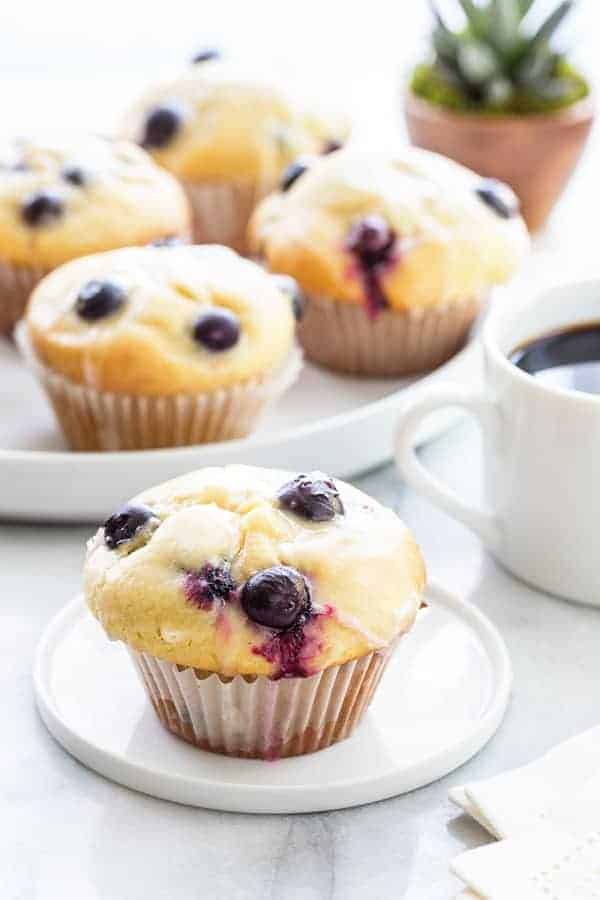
345,215,397,316
345,215,396,264
241,566,311,630
475,179,519,219
185,563,236,609
272,274,306,321
277,474,344,522
193,308,240,351
103,504,157,549
21,191,63,226
75,280,127,321
280,159,309,192
141,105,183,149
323,139,343,154
191,47,220,64
62,165,87,186
150,235,183,247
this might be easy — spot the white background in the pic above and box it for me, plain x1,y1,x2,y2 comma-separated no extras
0,0,595,138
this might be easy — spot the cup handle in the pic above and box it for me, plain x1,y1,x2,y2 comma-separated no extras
394,386,502,552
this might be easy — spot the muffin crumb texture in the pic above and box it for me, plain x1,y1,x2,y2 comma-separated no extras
0,135,190,268
85,466,425,678
121,60,348,185
249,146,529,312
25,244,296,395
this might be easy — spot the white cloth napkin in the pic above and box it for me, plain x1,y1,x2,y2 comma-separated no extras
448,726,600,899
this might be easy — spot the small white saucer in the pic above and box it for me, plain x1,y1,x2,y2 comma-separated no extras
33,581,511,814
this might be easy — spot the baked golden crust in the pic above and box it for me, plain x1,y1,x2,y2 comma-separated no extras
85,466,426,677
25,245,296,395
248,147,529,310
0,135,190,268
121,61,348,185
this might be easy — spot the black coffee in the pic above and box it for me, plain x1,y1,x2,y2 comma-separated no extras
510,322,600,394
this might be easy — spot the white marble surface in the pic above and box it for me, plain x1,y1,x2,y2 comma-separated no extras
3,421,600,899
2,4,600,894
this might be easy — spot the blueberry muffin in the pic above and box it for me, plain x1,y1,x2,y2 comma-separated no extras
0,134,191,335
121,54,348,253
249,146,529,376
21,245,300,450
85,465,426,758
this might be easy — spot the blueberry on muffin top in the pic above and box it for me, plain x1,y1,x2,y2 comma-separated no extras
121,60,349,185
85,466,425,678
0,135,190,267
248,146,529,315
25,244,297,396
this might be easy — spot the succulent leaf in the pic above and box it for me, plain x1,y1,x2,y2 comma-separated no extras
458,0,488,37
490,0,522,51
458,41,500,83
485,77,515,105
415,0,586,113
528,0,573,49
518,0,536,18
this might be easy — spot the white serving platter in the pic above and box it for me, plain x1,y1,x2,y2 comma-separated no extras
0,333,481,523
33,580,512,814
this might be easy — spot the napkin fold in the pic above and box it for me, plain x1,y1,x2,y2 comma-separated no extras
450,725,600,839
454,826,600,899
449,726,600,899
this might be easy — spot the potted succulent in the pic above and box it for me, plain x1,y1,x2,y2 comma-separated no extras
405,0,594,230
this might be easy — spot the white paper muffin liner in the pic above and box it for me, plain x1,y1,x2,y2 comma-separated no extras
297,293,485,376
16,324,302,451
128,642,396,759
182,179,263,254
0,259,48,335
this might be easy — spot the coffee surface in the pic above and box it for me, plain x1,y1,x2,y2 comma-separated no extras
510,322,600,394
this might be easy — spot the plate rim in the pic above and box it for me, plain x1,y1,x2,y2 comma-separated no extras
2,337,477,466
33,579,512,814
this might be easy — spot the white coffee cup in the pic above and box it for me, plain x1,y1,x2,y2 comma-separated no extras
395,280,600,606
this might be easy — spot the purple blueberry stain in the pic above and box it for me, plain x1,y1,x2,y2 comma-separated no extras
253,618,320,679
184,563,237,610
241,564,330,678
345,214,398,318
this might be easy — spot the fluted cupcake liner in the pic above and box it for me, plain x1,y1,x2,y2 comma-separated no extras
297,293,485,376
17,325,302,451
0,260,48,335
183,179,262,254
128,642,395,760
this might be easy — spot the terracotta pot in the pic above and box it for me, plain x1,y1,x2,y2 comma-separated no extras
404,91,594,232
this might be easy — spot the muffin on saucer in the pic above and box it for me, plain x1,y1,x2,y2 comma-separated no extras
20,244,300,451
121,54,348,253
84,464,426,759
0,134,190,334
249,146,529,376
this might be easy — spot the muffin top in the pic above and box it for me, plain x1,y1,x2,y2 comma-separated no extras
25,245,297,395
120,58,348,186
85,465,425,678
248,147,529,314
0,135,190,268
